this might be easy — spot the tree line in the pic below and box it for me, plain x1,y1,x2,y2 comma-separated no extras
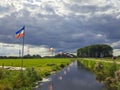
77,44,113,58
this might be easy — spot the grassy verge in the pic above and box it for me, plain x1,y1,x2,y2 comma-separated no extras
0,58,72,90
78,58,120,90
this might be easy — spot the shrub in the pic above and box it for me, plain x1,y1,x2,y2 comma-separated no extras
60,64,65,68
0,84,11,90
104,77,117,90
46,63,55,66
0,69,4,79
43,71,50,77
108,61,117,77
52,66,61,71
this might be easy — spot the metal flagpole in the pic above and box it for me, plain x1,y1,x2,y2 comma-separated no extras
21,26,25,69
9,0,25,70
19,50,21,57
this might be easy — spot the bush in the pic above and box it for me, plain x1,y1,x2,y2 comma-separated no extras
60,64,65,68
105,77,117,90
0,69,4,79
0,84,11,90
46,63,55,66
26,68,41,84
12,71,28,88
108,61,117,77
115,70,120,81
52,66,61,71
43,71,50,77
94,62,103,71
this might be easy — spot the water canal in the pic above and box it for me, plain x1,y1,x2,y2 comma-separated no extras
36,61,107,90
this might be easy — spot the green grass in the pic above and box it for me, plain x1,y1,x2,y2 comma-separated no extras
0,58,72,75
0,58,72,90
78,57,120,62
0,58,71,67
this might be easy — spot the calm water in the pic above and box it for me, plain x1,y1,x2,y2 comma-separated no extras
36,61,107,90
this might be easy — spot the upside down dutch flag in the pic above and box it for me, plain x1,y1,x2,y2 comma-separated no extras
15,26,25,39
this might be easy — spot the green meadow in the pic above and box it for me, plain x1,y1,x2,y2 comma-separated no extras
0,58,72,90
0,58,71,67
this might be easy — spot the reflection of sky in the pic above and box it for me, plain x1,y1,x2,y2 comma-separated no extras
39,61,106,90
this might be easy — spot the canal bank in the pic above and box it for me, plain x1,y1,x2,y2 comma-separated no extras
36,61,107,90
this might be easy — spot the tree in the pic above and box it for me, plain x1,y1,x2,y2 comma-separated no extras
77,44,113,58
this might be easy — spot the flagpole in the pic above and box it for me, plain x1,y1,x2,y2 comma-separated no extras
15,26,25,70
21,27,25,70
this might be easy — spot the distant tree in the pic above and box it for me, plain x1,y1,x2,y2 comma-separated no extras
77,44,113,58
24,54,41,58
24,54,32,58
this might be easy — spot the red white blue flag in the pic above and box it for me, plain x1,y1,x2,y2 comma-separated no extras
15,26,25,39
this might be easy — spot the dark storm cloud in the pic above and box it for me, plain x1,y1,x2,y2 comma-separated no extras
87,15,120,42
68,4,113,14
0,6,10,13
0,0,120,52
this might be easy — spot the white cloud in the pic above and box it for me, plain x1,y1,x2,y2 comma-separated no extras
111,40,120,48
0,0,119,18
113,49,120,56
96,34,103,37
0,42,53,57
107,41,120,56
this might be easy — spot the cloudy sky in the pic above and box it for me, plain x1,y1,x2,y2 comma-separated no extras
0,0,120,56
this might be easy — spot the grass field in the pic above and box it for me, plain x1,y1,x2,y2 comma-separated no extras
0,58,72,90
0,58,72,71
0,58,71,67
